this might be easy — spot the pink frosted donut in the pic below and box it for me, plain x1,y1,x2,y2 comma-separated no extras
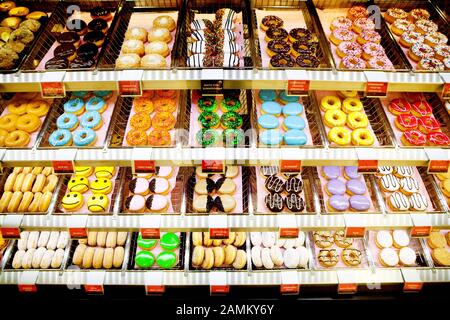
362,42,385,59
434,45,450,60
348,6,369,21
330,16,352,30
409,43,434,61
358,29,381,44
340,55,366,69
337,41,362,57
415,19,438,34
418,57,444,71
392,19,414,35
424,32,448,47
353,17,375,33
368,56,394,70
331,28,354,43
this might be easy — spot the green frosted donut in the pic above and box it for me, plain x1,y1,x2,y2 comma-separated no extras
223,128,244,147
137,233,157,251
197,97,217,112
196,129,219,147
221,97,241,112
198,111,220,129
156,251,177,269
160,233,180,251
135,251,155,268
221,111,243,129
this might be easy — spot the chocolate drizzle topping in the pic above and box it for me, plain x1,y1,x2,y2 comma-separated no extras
265,193,283,212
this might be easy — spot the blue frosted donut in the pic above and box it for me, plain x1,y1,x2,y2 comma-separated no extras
284,129,307,146
64,98,85,115
80,111,102,129
56,113,79,130
73,128,96,146
72,91,90,99
279,91,299,103
86,96,106,113
258,114,279,129
283,115,305,130
260,129,283,146
49,129,72,147
258,90,277,102
94,90,112,98
261,101,282,115
282,102,303,116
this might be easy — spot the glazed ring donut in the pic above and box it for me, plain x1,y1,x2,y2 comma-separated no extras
313,231,334,248
130,112,152,130
152,112,176,130
15,114,41,133
6,101,27,115
324,109,347,127
342,98,363,113
342,248,362,266
347,111,368,129
198,111,220,129
320,95,341,112
318,249,339,267
328,126,351,146
0,129,7,147
0,114,18,132
157,90,177,98
25,101,50,117
0,1,15,12
351,128,374,146
154,98,176,113
5,130,30,147
126,129,147,146
133,97,154,113
148,129,171,146
334,231,353,248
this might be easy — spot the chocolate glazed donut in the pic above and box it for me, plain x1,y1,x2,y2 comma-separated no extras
265,27,288,40
267,40,291,55
292,40,315,56
289,28,312,41
296,54,319,68
270,53,295,68
261,15,283,29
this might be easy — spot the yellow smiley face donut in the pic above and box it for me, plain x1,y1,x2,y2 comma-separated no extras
90,178,112,194
347,111,368,129
320,95,342,112
68,176,90,193
74,166,94,177
95,167,115,179
87,194,109,213
342,98,363,113
324,109,347,127
62,192,84,211
328,126,351,146
351,128,374,146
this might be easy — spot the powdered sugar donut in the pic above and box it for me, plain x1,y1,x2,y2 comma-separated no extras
250,232,262,246
283,248,300,269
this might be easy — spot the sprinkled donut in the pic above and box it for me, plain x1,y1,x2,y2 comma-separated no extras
330,16,352,30
347,6,369,21
399,31,424,48
418,58,444,71
357,29,381,45
408,43,434,62
337,41,362,58
340,55,366,70
385,8,408,23
329,28,353,45
368,56,394,70
434,45,450,61
424,32,448,48
415,19,438,35
391,19,414,36
409,9,430,21
352,17,375,34
361,42,385,60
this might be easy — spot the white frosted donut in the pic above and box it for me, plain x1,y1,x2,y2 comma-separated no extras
297,246,309,268
270,246,283,266
250,232,262,247
251,246,263,268
393,230,410,248
376,230,393,248
32,247,46,269
27,231,39,250
12,250,26,269
380,248,399,267
283,239,296,249
262,232,276,247
22,248,35,269
40,249,55,269
295,231,305,247
283,248,300,269
51,248,65,269
57,232,69,249
46,231,59,250
399,247,416,266
37,231,50,248
261,247,274,269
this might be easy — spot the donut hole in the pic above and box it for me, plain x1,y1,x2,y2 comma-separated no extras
338,132,344,138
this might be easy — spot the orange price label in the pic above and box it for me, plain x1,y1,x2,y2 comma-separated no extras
69,228,88,239
40,82,65,98
209,228,230,240
442,83,450,100
118,80,142,97
287,80,310,96
338,283,357,294
410,226,431,238
345,227,366,238
133,160,156,174
427,160,450,174
18,284,37,293
403,282,423,292
365,82,388,98
52,160,74,175
358,159,378,174
202,160,224,174
146,285,165,294
210,285,230,294
1,227,21,239
84,285,104,294
280,160,302,173
280,284,299,295
279,228,299,239
140,228,160,239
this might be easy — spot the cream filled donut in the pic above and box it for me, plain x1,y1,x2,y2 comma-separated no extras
283,248,300,269
261,247,274,269
250,232,262,246
270,246,283,266
262,232,276,247
297,246,309,268
251,246,263,268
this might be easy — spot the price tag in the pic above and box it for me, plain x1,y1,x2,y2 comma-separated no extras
201,160,224,174
401,269,422,293
18,271,39,293
364,71,388,98
201,69,224,96
425,149,450,174
132,148,155,174
280,271,299,295
210,271,229,295
280,160,302,173
410,214,431,238
277,215,298,239
52,149,77,175
84,271,105,295
285,70,310,96
0,215,23,239
145,272,165,295
440,73,450,100
337,270,357,294
68,215,88,239
338,283,358,294
40,71,66,98
118,70,143,97
344,215,366,238
209,215,229,239
356,148,378,174
140,215,161,239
